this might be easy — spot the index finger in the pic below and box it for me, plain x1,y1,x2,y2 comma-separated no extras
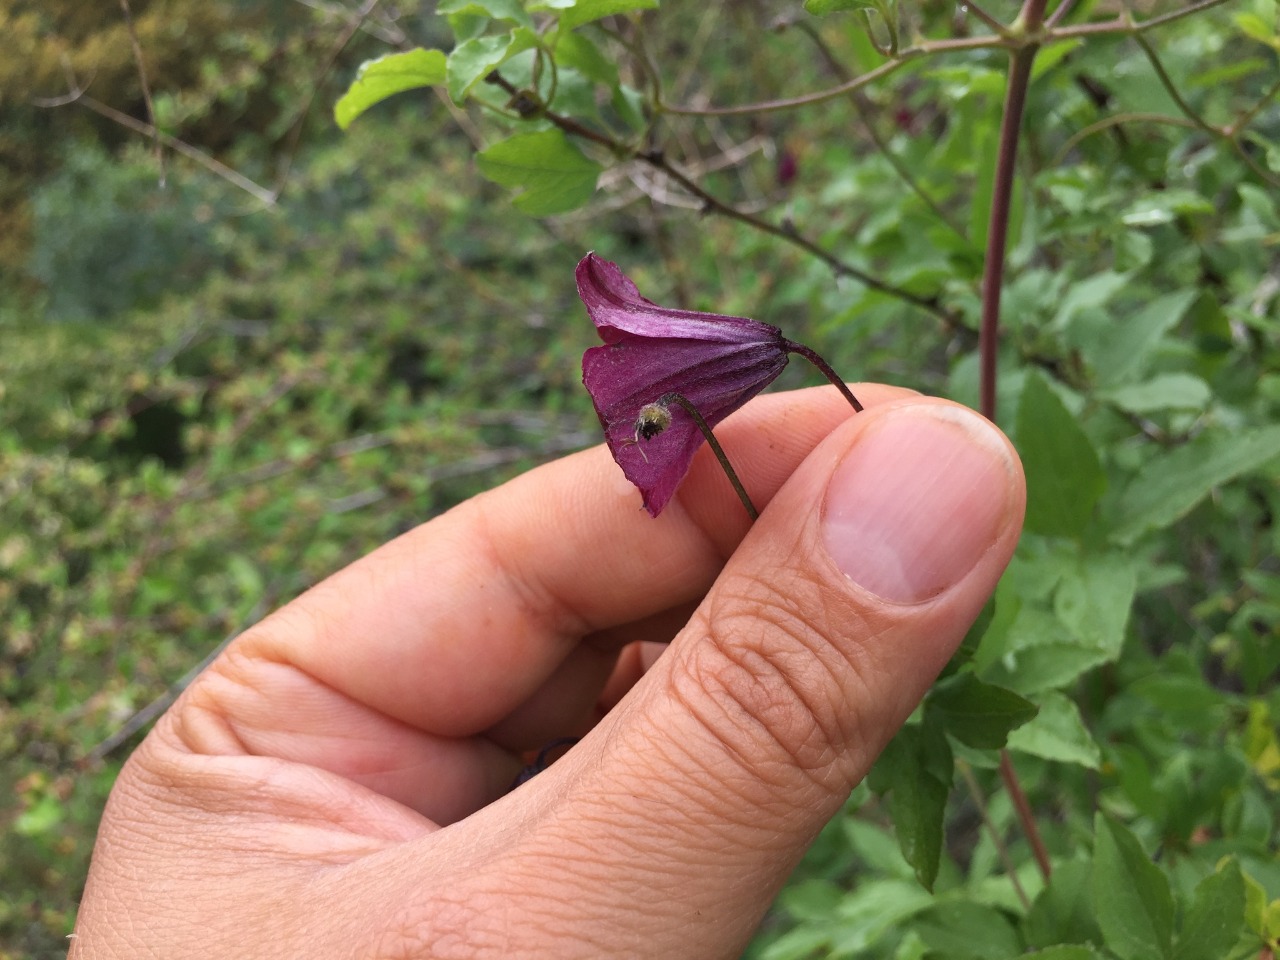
232,384,914,735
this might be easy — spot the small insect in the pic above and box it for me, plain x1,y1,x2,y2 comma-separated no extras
620,401,673,462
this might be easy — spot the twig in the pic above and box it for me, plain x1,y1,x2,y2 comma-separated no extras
35,91,278,206
1052,111,1199,165
793,20,971,244
958,762,1033,911
117,0,164,185
1052,0,1234,37
271,0,383,201
1045,0,1078,29
659,36,1007,117
961,0,1011,35
1131,29,1280,188
485,72,953,322
1228,73,1280,135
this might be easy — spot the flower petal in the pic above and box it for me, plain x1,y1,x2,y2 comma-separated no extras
576,252,786,345
578,254,791,516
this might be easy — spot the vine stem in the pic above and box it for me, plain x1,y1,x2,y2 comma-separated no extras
483,72,952,323
660,393,759,520
981,0,1055,885
978,36,1037,421
784,340,864,412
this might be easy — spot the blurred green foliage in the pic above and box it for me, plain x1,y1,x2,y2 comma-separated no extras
3,0,1279,957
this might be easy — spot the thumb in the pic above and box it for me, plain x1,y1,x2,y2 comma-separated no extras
520,398,1024,957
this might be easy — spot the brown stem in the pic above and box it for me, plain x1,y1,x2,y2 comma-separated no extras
660,393,759,520
1000,751,1053,881
793,21,970,243
978,43,1037,421
642,151,949,319
784,341,864,412
983,0,1055,885
485,71,953,323
958,762,1033,911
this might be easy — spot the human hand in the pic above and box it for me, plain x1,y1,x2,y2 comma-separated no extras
70,385,1024,959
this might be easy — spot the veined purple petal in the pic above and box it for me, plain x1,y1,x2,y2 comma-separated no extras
576,253,786,345
578,253,791,516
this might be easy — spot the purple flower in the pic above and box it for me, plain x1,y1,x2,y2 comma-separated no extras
578,253,791,516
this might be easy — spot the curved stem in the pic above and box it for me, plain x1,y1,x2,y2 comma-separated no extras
1051,111,1199,166
784,341,864,412
660,393,759,520
659,36,1007,118
640,151,950,319
793,21,971,244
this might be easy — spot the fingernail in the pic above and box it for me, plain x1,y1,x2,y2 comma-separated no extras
822,404,1017,603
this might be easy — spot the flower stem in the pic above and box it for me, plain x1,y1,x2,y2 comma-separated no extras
784,341,864,412
660,393,759,520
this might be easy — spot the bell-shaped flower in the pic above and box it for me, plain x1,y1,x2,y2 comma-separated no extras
578,253,791,516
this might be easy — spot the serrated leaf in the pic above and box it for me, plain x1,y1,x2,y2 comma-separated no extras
334,49,447,130
446,28,537,103
1173,860,1247,960
1093,814,1175,960
1007,691,1101,769
929,674,1038,749
1099,374,1212,415
1112,425,1280,544
1017,371,1106,538
476,130,601,215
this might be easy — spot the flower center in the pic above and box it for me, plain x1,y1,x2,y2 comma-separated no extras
633,402,673,442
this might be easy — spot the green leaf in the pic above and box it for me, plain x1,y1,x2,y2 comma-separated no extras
1017,371,1106,538
476,130,601,215
334,49,447,130
1093,814,1175,960
550,29,618,86
1098,374,1212,415
872,721,952,891
915,901,1022,958
446,28,537,103
1173,860,1247,960
1007,691,1101,769
1026,859,1103,949
928,674,1038,749
1091,290,1197,386
548,0,660,30
1031,39,1083,81
1023,948,1105,960
437,0,533,27
1112,425,1280,543
1053,553,1135,658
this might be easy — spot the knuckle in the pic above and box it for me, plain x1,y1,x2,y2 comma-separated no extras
670,567,873,794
